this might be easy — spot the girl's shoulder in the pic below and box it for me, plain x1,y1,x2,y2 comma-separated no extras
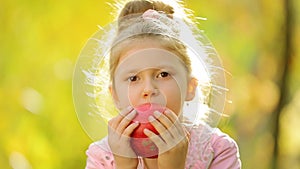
187,124,241,169
188,123,239,152
210,127,240,152
209,127,241,168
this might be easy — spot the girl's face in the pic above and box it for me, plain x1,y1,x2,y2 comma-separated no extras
110,40,197,117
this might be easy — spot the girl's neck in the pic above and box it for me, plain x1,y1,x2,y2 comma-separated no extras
143,158,158,169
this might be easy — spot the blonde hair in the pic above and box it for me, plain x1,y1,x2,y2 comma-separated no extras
109,0,192,81
118,0,174,19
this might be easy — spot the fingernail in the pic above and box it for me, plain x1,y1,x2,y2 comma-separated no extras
127,105,132,110
148,115,155,122
131,110,137,115
127,110,136,119
154,111,161,117
164,109,171,115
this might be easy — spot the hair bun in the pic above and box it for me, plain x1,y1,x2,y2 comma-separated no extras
118,0,174,18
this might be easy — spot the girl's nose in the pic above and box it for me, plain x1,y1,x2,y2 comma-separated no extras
142,79,159,98
142,88,159,98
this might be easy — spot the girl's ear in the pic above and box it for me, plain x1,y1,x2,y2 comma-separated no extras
185,77,198,101
109,84,121,108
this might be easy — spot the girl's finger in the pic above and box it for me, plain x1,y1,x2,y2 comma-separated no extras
153,111,173,129
149,116,173,142
153,111,179,138
123,121,139,136
109,106,133,129
116,110,137,133
164,109,185,134
119,106,134,117
163,109,178,123
143,128,166,148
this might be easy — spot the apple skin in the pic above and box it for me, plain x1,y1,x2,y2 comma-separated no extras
130,103,165,158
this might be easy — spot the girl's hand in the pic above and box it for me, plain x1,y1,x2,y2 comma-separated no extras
108,106,139,169
144,109,190,169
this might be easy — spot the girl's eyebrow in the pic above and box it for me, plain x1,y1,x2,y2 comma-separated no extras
121,64,177,74
116,68,140,78
119,64,177,76
120,68,141,74
156,64,177,71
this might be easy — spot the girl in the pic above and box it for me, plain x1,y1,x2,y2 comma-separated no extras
77,0,241,168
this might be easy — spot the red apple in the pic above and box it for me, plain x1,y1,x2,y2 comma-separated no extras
130,103,166,158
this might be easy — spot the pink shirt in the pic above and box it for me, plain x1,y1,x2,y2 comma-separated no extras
85,124,241,169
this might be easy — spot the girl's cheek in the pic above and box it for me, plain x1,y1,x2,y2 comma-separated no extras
128,91,140,105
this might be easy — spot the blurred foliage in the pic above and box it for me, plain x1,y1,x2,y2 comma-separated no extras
0,0,299,169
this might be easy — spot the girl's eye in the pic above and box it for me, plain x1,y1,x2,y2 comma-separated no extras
128,76,138,82
157,72,170,78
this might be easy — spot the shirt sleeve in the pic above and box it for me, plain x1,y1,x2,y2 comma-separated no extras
85,143,115,169
209,131,242,169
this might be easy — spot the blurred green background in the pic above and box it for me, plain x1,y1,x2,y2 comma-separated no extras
0,0,299,168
